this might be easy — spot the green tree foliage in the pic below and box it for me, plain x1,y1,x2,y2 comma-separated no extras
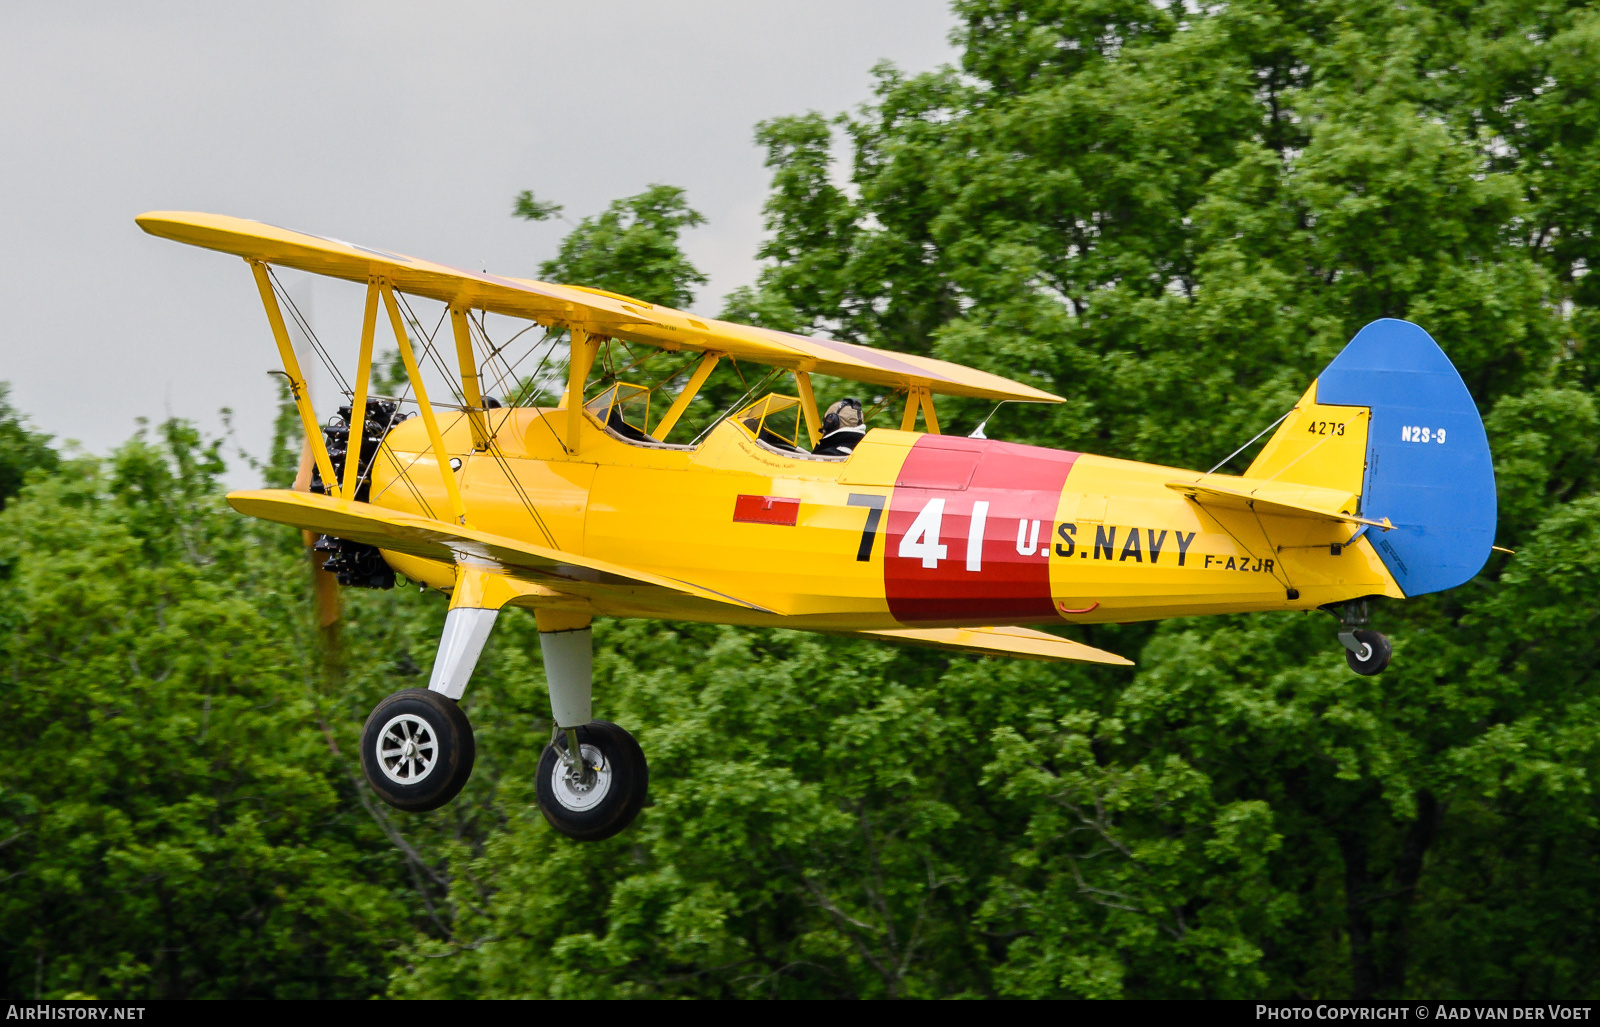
0,419,425,997
0,384,58,510
528,185,708,309
512,190,565,224
514,183,768,437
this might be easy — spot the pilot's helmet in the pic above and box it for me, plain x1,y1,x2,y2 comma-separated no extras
823,397,863,434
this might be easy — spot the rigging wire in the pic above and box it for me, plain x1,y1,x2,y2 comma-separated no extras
499,326,563,406
367,416,451,522
261,267,440,516
862,391,896,424
334,290,443,519
968,400,1009,438
480,438,560,549
475,311,543,368
1207,410,1291,474
471,311,530,402
362,393,440,521
507,330,573,456
421,302,563,546
455,311,563,546
359,334,439,520
266,267,352,398
464,309,566,458
478,317,561,408
645,352,704,397
395,292,469,407
1246,500,1296,593
600,345,659,387
691,365,781,447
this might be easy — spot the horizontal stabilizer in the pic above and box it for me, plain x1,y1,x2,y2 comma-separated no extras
857,625,1133,666
1166,480,1392,530
228,489,773,613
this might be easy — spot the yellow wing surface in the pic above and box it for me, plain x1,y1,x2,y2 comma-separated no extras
137,211,1063,405
228,489,774,614
860,626,1133,666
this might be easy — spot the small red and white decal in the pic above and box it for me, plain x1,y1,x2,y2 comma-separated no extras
733,494,800,526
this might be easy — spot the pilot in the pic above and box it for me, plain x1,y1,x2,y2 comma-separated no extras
813,397,865,456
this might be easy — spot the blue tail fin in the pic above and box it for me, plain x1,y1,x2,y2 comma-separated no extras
1316,319,1496,597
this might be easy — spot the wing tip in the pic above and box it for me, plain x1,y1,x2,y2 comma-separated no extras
135,210,182,237
136,209,211,231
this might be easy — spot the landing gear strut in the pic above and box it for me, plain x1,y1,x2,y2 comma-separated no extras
1329,599,1391,676
356,566,650,839
529,614,649,840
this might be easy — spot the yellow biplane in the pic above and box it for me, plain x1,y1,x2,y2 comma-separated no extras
139,211,1498,840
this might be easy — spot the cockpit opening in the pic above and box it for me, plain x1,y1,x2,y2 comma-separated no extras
735,394,806,453
569,342,921,461
585,382,652,443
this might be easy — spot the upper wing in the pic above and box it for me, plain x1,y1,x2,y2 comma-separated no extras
1165,478,1392,530
228,489,774,613
136,210,1062,405
856,625,1133,666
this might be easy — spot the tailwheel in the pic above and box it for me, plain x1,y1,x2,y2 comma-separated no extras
1329,598,1392,676
360,688,476,812
536,720,648,841
1343,629,1392,676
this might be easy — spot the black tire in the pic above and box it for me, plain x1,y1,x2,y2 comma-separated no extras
360,688,476,812
536,720,648,841
1345,629,1392,676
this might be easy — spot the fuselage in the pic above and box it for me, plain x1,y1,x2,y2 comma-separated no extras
369,407,1399,630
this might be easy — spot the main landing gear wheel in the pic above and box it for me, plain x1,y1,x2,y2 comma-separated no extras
1344,629,1392,676
536,720,648,842
360,688,476,812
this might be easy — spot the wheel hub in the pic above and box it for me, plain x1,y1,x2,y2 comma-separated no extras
377,713,439,785
549,743,612,812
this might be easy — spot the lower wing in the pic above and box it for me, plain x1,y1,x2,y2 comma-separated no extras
228,489,774,613
856,625,1132,666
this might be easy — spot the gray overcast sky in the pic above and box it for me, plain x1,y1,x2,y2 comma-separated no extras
0,1,956,479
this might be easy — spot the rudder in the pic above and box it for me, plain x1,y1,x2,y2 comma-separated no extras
1246,319,1496,597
